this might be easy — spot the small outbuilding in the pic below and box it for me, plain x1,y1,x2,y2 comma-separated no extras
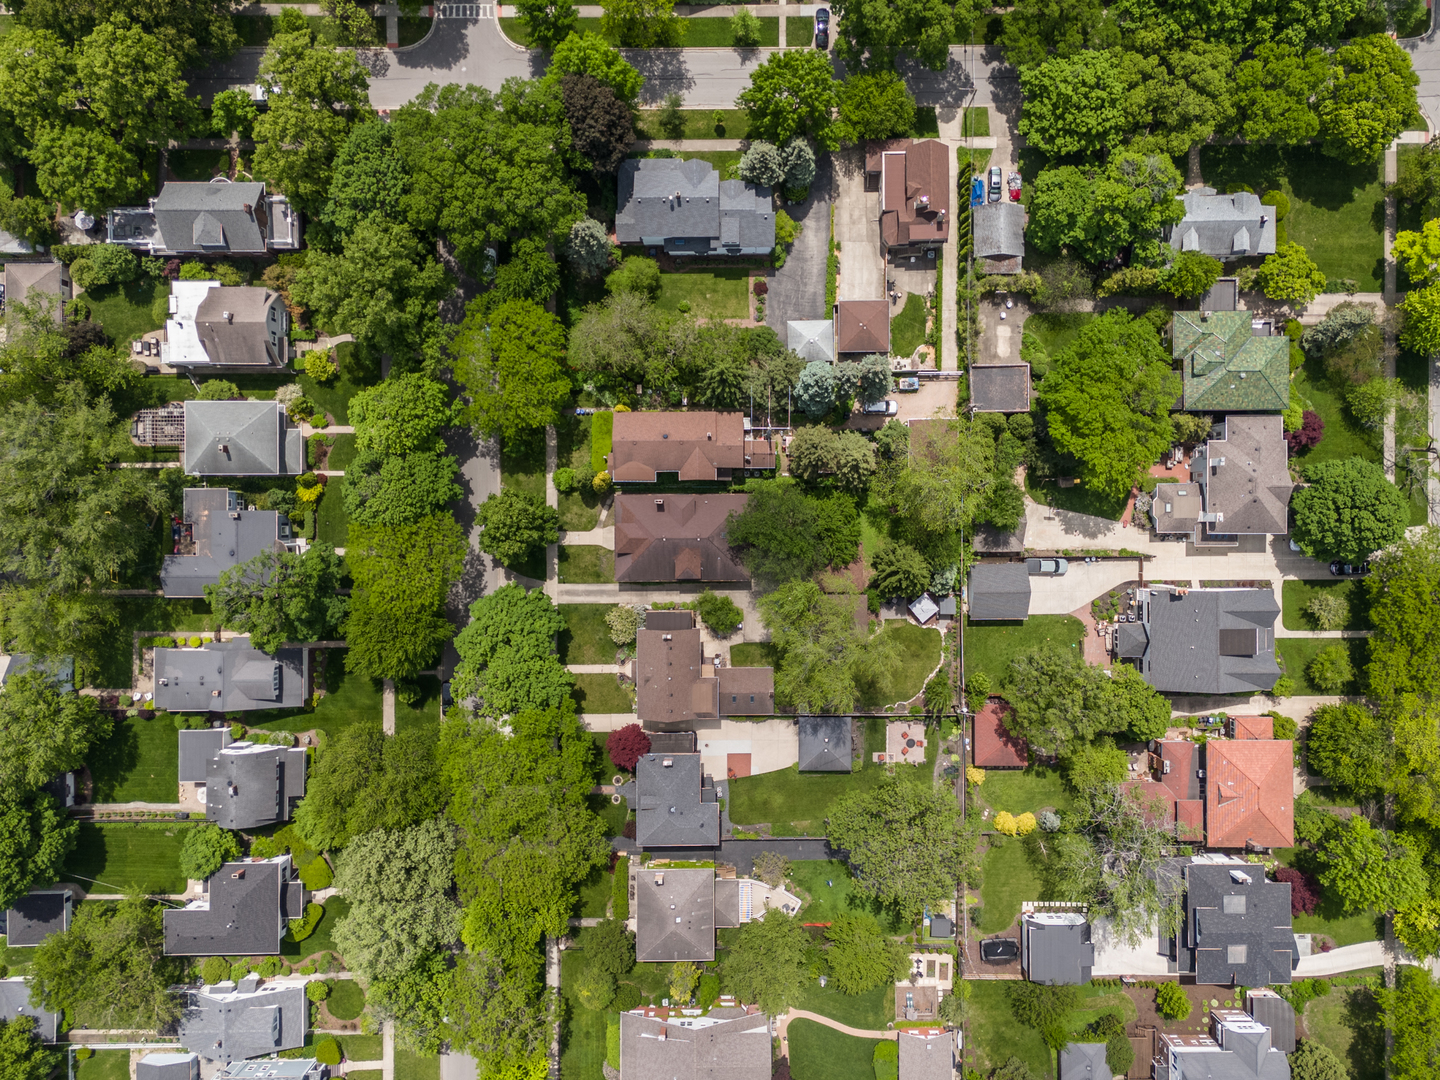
973,201,1026,274
967,563,1031,622
969,362,1032,413
788,320,836,365
2,890,71,947
798,716,852,773
1058,1042,1109,1080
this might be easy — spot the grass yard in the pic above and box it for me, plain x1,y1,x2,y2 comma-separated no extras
0,939,34,976
787,16,815,44
282,895,350,963
964,980,1051,1077
1289,355,1381,467
1280,578,1370,631
913,107,940,138
656,267,750,319
560,490,603,531
556,412,603,532
1069,986,1139,1034
1293,909,1383,947
168,147,231,182
558,545,615,584
316,476,348,547
890,292,927,359
789,859,910,934
730,642,780,668
87,717,180,803
638,107,752,141
61,824,188,894
856,620,941,709
76,1050,131,1080
560,604,619,665
1199,145,1385,290
572,673,635,714
326,979,366,1021
962,615,1086,686
394,1051,440,1080
87,599,219,688
975,765,1071,816
1020,311,1095,371
794,980,892,1031
501,433,547,499
298,342,380,426
1304,986,1385,1080
575,864,613,918
1023,472,1130,520
962,107,990,137
83,278,166,345
1276,637,1367,696
559,948,607,1080
978,836,1043,933
244,656,383,736
320,433,358,472
337,1034,383,1061
788,1019,880,1080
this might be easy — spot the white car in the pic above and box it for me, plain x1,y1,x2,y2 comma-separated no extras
863,399,899,416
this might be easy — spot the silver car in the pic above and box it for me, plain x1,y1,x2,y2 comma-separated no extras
987,165,1003,203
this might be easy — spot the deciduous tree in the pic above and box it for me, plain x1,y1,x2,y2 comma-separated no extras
560,74,633,173
475,489,560,568
343,449,464,528
1232,44,1329,144
1018,51,1127,159
0,790,76,911
452,584,573,718
546,32,643,104
0,1016,61,1080
178,824,241,881
605,724,650,771
868,541,929,599
452,298,571,444
825,913,908,995
827,0,972,71
295,724,445,850
759,580,894,713
0,672,110,794
515,0,579,49
204,545,347,653
320,120,411,240
836,71,916,142
722,909,810,1015
1000,0,1114,71
1292,457,1408,564
598,0,681,47
1317,815,1428,914
1317,35,1420,166
737,51,839,150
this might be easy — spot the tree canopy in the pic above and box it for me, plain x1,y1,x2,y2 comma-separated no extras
1292,457,1409,564
737,51,840,150
452,298,571,443
204,544,347,653
758,580,894,714
722,909,812,1016
295,724,445,850
827,0,973,71
452,585,573,718
0,671,109,794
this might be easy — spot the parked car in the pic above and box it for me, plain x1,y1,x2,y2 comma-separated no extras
1329,561,1370,576
1025,557,1069,576
987,165,1003,202
970,174,985,208
863,398,899,416
1007,172,1022,201
814,8,829,47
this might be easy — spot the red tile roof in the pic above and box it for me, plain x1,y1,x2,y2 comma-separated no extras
1231,715,1274,740
974,700,1027,768
1119,781,1175,831
1205,739,1294,849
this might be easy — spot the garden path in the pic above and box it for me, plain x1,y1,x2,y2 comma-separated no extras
777,1010,898,1043
545,425,559,603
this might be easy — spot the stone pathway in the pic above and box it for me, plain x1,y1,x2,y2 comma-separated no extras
382,679,396,735
777,1009,898,1046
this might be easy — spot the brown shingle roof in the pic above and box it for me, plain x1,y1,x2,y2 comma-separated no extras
609,412,776,482
867,139,950,248
194,287,281,367
835,300,890,354
635,611,773,725
613,494,750,583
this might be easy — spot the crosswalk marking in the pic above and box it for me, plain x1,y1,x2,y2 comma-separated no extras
436,4,494,17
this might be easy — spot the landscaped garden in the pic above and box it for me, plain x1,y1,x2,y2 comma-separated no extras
298,341,381,426
1304,980,1385,1080
1276,637,1367,695
973,764,1071,818
281,894,350,964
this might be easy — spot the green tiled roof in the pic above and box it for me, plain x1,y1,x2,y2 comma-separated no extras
1173,310,1289,412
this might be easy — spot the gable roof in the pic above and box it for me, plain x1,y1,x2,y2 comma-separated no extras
1169,190,1278,259
628,753,720,848
178,982,307,1062
3,890,70,946
0,978,58,1042
191,287,283,367
619,1010,771,1080
179,727,233,781
835,299,890,354
973,201,1025,259
137,1054,201,1080
164,858,302,956
635,614,773,727
614,494,750,582
1194,415,1293,535
615,158,774,253
1185,862,1295,986
869,139,951,248
1173,311,1289,413
161,489,291,598
973,700,1028,768
798,716,852,772
183,400,302,476
610,411,775,483
4,262,70,323
1059,1043,1109,1080
969,363,1031,413
154,181,269,254
1206,740,1294,849
1022,913,1094,985
897,1031,954,1080
1136,587,1280,694
204,743,307,831
635,867,716,962
154,638,307,713
788,320,836,365
967,563,1031,621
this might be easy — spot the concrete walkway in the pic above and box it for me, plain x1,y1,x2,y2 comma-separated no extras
382,679,396,735
631,138,744,151
1272,628,1372,639
567,664,624,674
1294,941,1388,977
567,917,604,927
559,526,615,548
382,1020,395,1080
544,425,559,603
580,713,641,730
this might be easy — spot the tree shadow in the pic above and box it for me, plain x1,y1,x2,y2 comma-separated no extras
86,720,141,802
1281,145,1382,211
1340,987,1386,1080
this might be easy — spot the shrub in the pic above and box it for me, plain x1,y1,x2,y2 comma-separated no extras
1261,190,1290,220
1270,676,1295,699
231,962,251,982
201,955,230,985
314,1037,342,1066
613,981,642,1012
287,902,325,942
1285,410,1325,451
1038,810,1062,832
993,811,1018,836
606,256,661,299
1306,644,1353,693
873,1040,899,1080
1155,981,1192,1020
150,635,177,649
575,964,616,1011
607,724,651,771
306,980,330,1002
754,279,769,296
304,350,338,383
1306,593,1348,631
1274,867,1321,915
299,856,333,891
697,972,721,1011
553,467,578,493
74,1046,94,1060
592,470,612,493
965,766,985,786
1270,712,1298,740
257,956,283,977
695,591,743,635
1013,812,1037,836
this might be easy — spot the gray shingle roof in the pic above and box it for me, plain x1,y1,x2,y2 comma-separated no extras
628,753,720,848
1168,191,1278,259
183,401,302,476
204,744,307,830
163,858,302,956
973,201,1025,258
787,320,835,365
154,638,307,714
137,1053,201,1080
635,867,716,963
3,890,70,946
619,1010,771,1080
154,181,269,254
1194,415,1293,535
898,1031,953,1080
4,262,70,324
1059,1043,1109,1080
179,727,233,781
1185,863,1295,986
1137,587,1280,694
967,564,1031,621
798,716,852,772
1022,914,1094,985
969,363,1031,413
1246,994,1294,1052
161,489,292,598
193,287,285,368
616,158,774,254
0,978,58,1042
178,982,307,1063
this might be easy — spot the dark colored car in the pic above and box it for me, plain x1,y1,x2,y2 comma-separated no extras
815,8,829,48
1329,561,1370,576
980,938,1020,963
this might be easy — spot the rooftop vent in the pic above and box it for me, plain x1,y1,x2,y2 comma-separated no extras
662,758,674,767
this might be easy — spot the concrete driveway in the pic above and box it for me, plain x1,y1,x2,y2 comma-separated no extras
833,147,884,301
766,154,835,331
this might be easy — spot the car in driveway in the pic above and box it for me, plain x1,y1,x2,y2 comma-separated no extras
1330,561,1370,576
863,398,899,416
814,8,829,48
988,165,1003,202
1026,557,1068,576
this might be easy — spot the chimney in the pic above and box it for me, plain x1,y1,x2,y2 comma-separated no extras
242,203,253,216
662,758,674,767
222,311,232,323
656,499,665,510
232,868,244,879
706,432,712,440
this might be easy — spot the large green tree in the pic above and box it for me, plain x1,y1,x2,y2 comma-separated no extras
1231,43,1329,144
1366,527,1440,703
204,545,347,653
452,298,570,444
726,481,860,583
827,0,973,71
758,581,895,714
1036,310,1180,500
1317,35,1420,165
721,909,811,1016
295,724,445,850
1116,35,1236,156
350,373,457,456
824,912,909,995
1306,703,1391,796
1001,0,1115,71
320,119,412,241
1256,242,1328,305
452,584,573,718
736,50,840,150
598,0,681,46
545,31,643,104
836,71,916,142
0,1016,61,1080
343,449,463,528
0,790,76,911
8,0,241,64
1108,0,1365,48
178,824,241,881
475,489,560,570
1316,815,1428,915
0,672,109,794
1025,151,1185,264
1017,50,1127,159
1385,966,1440,1080
1292,457,1409,564
514,0,578,49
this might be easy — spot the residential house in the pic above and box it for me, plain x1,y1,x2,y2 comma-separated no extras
1159,1006,1292,1078
609,411,776,484
1119,740,1206,844
177,976,307,1063
865,139,950,257
614,494,750,583
973,700,1028,769
969,363,1031,413
798,716,852,772
218,1062,325,1080
788,320,835,364
634,609,774,730
618,1009,771,1080
1180,860,1297,986
181,400,305,477
3,261,70,324
163,856,306,956
0,978,59,1042
1167,189,1278,260
616,158,774,256
1173,310,1290,414
897,1030,955,1080
177,728,306,831
967,563,1031,621
973,201,1026,274
161,488,296,598
1153,415,1293,544
137,1054,202,1080
3,889,72,947
632,864,800,964
162,281,290,370
622,752,720,848
154,637,308,714
1021,911,1094,985
1245,990,1296,1053
107,179,300,255
1058,1043,1110,1080
835,298,890,355
0,654,74,693
1115,586,1280,695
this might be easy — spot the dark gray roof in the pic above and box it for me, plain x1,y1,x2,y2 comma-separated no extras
1199,278,1239,312
1246,994,1295,1052
615,158,774,254
1194,415,1292,536
1138,588,1280,694
897,1031,953,1080
635,867,715,963
154,638,307,714
204,744,307,830
1022,914,1094,985
0,978,58,1042
178,982,307,1063
970,363,1031,413
1172,1019,1290,1080
628,753,719,848
4,262,70,324
973,201,1025,258
154,181,268,254
1185,863,1295,986
619,1011,771,1080
1114,622,1148,659
161,489,291,598
929,914,953,938
179,728,233,782
3,890,70,946
1059,1043,1109,1080
798,716,852,772
137,1053,201,1080
645,610,696,632
183,401,302,477
193,288,286,368
163,858,301,956
714,878,741,928
1169,191,1278,259
968,564,1031,621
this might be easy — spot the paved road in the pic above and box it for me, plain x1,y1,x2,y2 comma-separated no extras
1403,19,1440,137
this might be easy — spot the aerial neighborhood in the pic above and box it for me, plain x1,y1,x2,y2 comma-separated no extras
3,2,1440,1080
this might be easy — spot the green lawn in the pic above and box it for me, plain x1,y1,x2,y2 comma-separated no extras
1199,145,1385,290
794,979,892,1031
962,107,990,137
86,599,221,688
560,948,607,1080
790,859,910,934
282,895,351,964
501,434,547,499
243,656,382,736
1293,909,1383,947
1023,472,1130,520
558,545,615,584
326,978,366,1020
560,604,618,665
975,765,1070,816
962,615,1086,686
978,837,1042,933
61,824,188,894
856,621,941,708
638,108,752,141
1280,579,1371,631
1276,638,1367,696
786,16,815,44
87,718,179,803
315,476,348,547
168,147,230,182
890,293,927,359
394,1050,440,1080
298,342,380,426
575,864,613,918
325,432,358,473
1,938,35,976
76,1050,131,1080
572,673,635,714
1290,355,1381,467
1068,985,1139,1035
500,14,776,47
337,1034,383,1062
730,642,780,668
656,267,750,319
965,981,1052,1077
1019,311,1095,377
559,490,603,531
1304,987,1385,1080
913,107,940,139
83,278,166,345
788,1018,879,1080
557,413,603,530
